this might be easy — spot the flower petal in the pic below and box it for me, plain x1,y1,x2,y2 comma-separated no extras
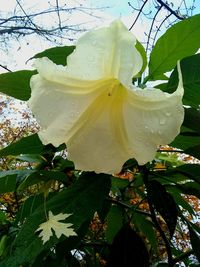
66,20,143,85
122,63,184,165
28,74,108,147
67,82,131,174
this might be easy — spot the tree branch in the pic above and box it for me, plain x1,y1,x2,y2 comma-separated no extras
156,0,185,20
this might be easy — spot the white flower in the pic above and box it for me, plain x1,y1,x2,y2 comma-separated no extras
36,211,77,244
28,20,184,174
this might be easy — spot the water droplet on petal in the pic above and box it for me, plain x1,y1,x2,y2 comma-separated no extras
166,112,171,117
159,118,166,125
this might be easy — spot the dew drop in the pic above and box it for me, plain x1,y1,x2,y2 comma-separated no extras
166,111,171,117
159,118,166,125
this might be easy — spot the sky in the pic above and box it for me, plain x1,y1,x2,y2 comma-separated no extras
0,0,199,72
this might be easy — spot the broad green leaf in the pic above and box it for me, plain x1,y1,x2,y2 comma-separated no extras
166,54,200,108
32,46,75,66
188,226,200,262
2,172,111,267
0,174,17,194
175,164,200,184
132,212,157,252
166,187,194,216
183,108,200,134
105,205,123,244
148,14,200,80
108,224,149,267
147,180,178,237
184,145,200,160
176,182,200,198
16,154,46,164
0,170,36,193
0,70,36,100
170,132,200,151
17,170,68,191
0,134,44,157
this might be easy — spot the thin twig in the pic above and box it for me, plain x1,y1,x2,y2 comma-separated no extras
156,0,185,20
129,0,149,30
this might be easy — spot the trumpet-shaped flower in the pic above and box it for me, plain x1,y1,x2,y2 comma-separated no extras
28,20,184,174
36,211,77,244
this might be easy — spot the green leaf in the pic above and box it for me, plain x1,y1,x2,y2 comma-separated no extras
17,170,68,191
170,132,200,151
108,224,149,267
0,70,36,100
2,172,111,267
0,170,36,193
184,145,200,160
166,54,200,108
105,205,123,244
32,46,75,66
135,41,147,77
132,212,157,252
188,226,200,263
0,174,17,194
176,182,200,198
147,180,178,237
175,164,200,184
183,108,200,134
166,187,194,216
0,134,44,157
148,14,200,80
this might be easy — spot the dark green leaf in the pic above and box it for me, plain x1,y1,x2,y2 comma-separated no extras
176,182,200,198
166,54,200,108
3,172,111,267
0,70,35,100
188,226,200,263
0,174,17,194
107,224,149,267
170,133,200,151
166,187,194,216
183,108,200,133
17,170,68,191
132,212,157,252
147,180,178,237
32,46,75,66
0,134,44,157
148,14,200,80
0,170,35,194
184,145,200,160
105,205,123,244
175,164,200,184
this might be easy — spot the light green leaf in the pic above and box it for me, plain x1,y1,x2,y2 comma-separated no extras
148,14,200,80
0,70,36,100
135,41,147,77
